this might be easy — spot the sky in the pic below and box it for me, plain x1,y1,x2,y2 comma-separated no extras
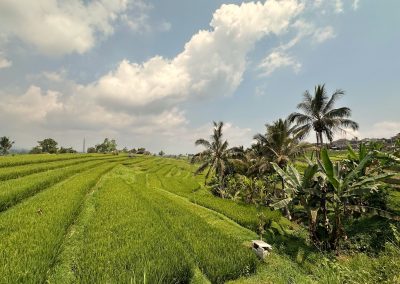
0,0,399,154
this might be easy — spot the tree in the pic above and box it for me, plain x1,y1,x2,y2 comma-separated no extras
95,138,117,153
318,147,394,251
271,162,321,241
254,118,311,219
254,118,310,168
58,147,77,154
38,138,58,154
87,147,96,153
288,84,359,151
272,147,396,252
0,136,14,155
30,146,42,154
192,121,231,190
159,150,165,156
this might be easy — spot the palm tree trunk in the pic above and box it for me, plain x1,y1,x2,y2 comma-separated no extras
316,132,321,158
319,132,324,148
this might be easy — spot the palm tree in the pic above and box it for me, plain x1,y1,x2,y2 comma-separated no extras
288,84,359,149
254,118,310,169
192,121,231,186
254,118,311,220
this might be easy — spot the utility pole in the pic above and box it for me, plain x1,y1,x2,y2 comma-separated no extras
83,137,86,153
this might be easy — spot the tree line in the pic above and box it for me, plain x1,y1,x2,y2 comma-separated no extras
0,137,153,155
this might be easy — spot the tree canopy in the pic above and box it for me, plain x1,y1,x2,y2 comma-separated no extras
0,136,14,155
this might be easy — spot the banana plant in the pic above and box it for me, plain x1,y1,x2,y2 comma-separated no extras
271,162,322,238
318,147,396,251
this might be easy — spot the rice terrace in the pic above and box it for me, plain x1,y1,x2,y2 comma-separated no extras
1,0,400,283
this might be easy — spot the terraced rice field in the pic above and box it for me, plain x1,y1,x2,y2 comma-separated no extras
0,154,274,283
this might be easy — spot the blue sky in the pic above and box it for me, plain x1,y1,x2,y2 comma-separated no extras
0,0,399,153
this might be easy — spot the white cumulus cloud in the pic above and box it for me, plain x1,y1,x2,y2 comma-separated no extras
0,86,63,122
86,0,304,112
0,0,130,56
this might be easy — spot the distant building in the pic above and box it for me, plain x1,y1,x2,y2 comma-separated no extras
329,132,399,150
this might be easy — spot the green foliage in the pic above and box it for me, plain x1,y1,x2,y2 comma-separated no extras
253,118,311,169
288,84,359,146
58,146,77,153
192,121,232,190
37,138,58,153
0,136,14,155
94,138,117,153
29,145,43,154
272,146,398,252
86,146,96,153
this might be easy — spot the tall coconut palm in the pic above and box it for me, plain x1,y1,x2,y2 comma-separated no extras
192,121,231,185
254,118,310,169
288,84,359,149
254,118,311,220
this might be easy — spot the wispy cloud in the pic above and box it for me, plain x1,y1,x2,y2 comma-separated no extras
313,26,336,43
259,51,301,76
335,0,344,13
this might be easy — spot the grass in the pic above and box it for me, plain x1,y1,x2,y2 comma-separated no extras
0,155,116,181
67,169,193,283
0,162,116,283
0,156,126,212
144,158,289,233
0,153,103,168
122,167,259,283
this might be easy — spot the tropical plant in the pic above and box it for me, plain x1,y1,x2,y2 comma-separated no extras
288,84,359,150
37,138,58,154
192,121,232,191
272,147,397,252
271,162,322,235
254,118,309,168
0,136,14,155
318,147,395,251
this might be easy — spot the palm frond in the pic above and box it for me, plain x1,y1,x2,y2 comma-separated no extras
195,138,211,148
323,89,345,114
